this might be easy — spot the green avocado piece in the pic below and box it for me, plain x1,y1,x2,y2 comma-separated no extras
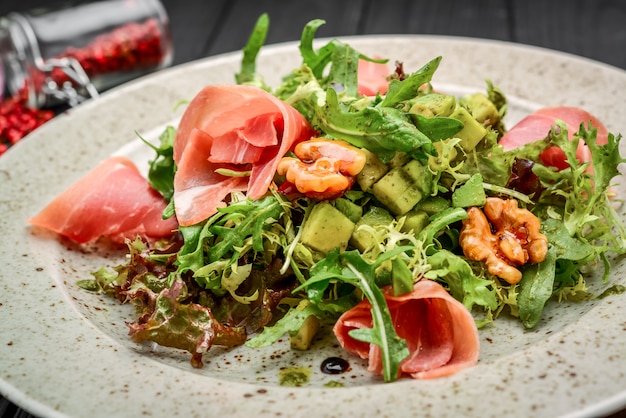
387,152,411,168
450,106,487,151
452,173,486,208
350,206,393,252
408,93,457,118
356,148,389,192
461,93,500,125
332,197,363,224
301,202,355,254
400,209,429,234
416,196,450,216
371,159,432,216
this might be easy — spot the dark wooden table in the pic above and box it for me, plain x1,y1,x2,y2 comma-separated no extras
1,0,625,417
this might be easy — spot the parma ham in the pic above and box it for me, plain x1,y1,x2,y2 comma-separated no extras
333,279,480,379
29,156,178,243
357,59,390,96
173,85,314,226
499,106,608,170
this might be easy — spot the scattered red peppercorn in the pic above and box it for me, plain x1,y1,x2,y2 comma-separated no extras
0,88,54,156
0,18,166,157
42,18,165,90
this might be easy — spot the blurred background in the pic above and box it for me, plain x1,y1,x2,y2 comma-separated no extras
0,0,625,417
1,0,624,156
1,0,625,76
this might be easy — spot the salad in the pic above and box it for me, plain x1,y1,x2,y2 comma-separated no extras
29,14,626,383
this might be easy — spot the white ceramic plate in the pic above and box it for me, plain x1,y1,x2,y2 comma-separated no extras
1,36,625,418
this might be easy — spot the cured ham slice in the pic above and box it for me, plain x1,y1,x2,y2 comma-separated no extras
499,106,609,170
173,128,249,226
173,85,314,226
333,280,480,379
357,59,390,96
29,156,178,243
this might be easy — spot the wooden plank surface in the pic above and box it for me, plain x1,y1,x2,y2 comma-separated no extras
1,0,625,417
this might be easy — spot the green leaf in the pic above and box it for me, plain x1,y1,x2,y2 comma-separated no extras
517,245,557,329
425,249,498,311
410,114,464,142
379,56,441,108
245,302,323,348
298,19,336,78
342,251,410,382
417,207,469,250
327,42,360,97
451,173,486,208
207,197,284,262
141,125,177,203
296,249,411,382
128,279,246,354
235,13,270,86
541,216,596,263
177,222,213,273
391,257,414,296
313,88,436,162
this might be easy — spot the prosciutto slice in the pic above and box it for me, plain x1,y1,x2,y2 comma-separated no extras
173,85,314,226
333,280,480,379
29,156,178,243
357,59,390,96
173,128,249,226
499,106,608,170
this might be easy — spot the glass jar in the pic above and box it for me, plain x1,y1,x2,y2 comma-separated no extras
0,0,172,108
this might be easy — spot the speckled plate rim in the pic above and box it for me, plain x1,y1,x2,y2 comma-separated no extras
1,35,625,418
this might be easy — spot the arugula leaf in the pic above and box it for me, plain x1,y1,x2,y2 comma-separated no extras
298,19,336,78
410,113,464,142
517,245,557,329
295,248,411,382
327,41,360,97
313,88,436,162
418,207,469,250
140,125,176,202
298,19,385,91
342,251,410,382
177,221,214,273
245,297,354,349
531,213,595,299
379,56,441,108
235,13,270,86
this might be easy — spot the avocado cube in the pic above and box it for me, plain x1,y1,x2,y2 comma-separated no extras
356,149,389,191
350,206,393,252
372,159,430,216
409,93,456,117
400,209,429,234
387,152,410,168
301,202,355,254
290,314,320,351
450,106,487,152
461,93,500,125
332,197,363,224
402,158,432,195
371,166,417,215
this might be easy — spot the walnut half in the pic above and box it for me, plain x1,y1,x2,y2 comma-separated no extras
459,197,548,284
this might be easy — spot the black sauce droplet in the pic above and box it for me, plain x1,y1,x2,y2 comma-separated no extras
321,357,349,374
